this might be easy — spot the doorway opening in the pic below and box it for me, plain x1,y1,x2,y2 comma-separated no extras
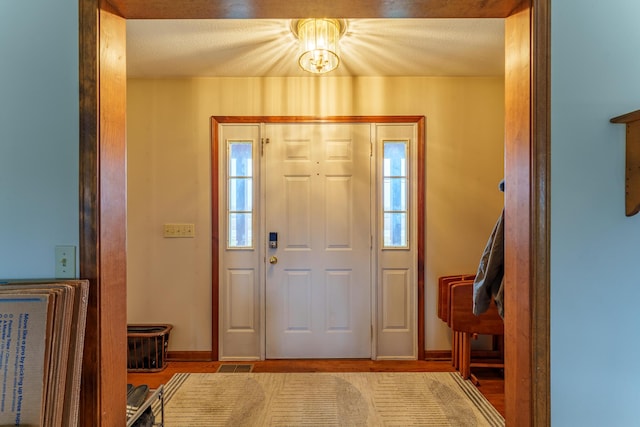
81,2,549,425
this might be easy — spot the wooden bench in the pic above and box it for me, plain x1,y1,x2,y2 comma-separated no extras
437,275,474,370
449,281,504,381
437,274,475,323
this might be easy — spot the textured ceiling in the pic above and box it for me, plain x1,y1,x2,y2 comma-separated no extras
126,18,505,78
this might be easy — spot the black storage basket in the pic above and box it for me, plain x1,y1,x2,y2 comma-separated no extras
127,324,172,372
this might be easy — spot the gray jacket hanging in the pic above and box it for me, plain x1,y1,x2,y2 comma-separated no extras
472,208,504,318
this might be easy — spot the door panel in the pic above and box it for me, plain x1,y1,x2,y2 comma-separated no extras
265,123,372,358
375,124,418,359
218,124,262,360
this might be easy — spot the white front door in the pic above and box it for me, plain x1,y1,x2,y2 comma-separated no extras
218,119,418,361
264,123,372,358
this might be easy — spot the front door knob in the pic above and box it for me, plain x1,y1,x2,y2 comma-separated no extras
269,256,278,264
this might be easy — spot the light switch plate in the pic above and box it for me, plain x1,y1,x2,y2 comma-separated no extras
163,223,195,238
55,245,76,279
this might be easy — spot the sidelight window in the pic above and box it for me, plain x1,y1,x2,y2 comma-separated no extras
228,141,253,248
382,141,408,248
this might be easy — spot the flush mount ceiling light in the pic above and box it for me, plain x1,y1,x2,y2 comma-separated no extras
291,19,346,74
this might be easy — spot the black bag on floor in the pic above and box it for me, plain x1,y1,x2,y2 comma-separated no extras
131,407,155,427
127,384,155,427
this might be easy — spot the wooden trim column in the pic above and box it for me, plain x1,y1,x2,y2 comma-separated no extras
504,2,550,425
504,4,531,427
79,1,128,425
531,0,551,425
504,1,551,425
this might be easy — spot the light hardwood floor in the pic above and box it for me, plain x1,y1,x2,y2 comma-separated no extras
127,359,504,417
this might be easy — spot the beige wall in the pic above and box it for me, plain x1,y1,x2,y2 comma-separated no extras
126,76,504,353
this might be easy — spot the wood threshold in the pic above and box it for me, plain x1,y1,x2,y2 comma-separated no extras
167,351,214,362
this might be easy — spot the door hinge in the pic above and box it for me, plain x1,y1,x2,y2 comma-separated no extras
261,137,270,156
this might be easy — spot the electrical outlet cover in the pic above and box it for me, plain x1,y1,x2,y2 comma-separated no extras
55,245,76,279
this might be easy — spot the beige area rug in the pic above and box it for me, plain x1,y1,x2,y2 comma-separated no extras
152,372,504,426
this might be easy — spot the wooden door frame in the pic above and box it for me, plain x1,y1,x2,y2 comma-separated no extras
80,1,549,426
212,116,426,361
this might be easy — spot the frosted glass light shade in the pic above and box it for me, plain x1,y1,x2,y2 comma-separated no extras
297,19,342,74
